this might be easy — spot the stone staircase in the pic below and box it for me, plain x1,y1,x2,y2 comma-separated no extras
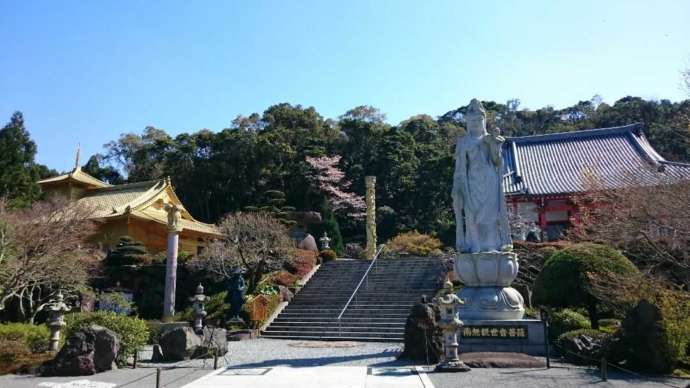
262,257,447,341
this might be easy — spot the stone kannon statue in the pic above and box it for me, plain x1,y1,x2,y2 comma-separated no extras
452,99,524,321
452,98,512,254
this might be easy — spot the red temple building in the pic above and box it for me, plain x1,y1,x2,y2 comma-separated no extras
502,124,690,240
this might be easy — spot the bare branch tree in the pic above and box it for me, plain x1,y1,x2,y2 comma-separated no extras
199,212,294,293
572,169,690,288
0,198,99,323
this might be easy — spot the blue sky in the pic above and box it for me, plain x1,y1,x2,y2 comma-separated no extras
2,0,689,172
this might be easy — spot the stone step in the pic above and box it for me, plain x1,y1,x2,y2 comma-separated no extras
262,329,404,338
260,334,402,342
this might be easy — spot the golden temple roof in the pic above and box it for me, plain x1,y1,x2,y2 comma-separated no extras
38,166,220,236
38,167,111,189
76,177,220,236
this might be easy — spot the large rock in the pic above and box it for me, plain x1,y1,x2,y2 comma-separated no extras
198,326,228,357
297,234,318,251
398,296,442,363
159,327,203,361
158,326,227,361
614,300,674,374
42,324,120,376
557,331,607,365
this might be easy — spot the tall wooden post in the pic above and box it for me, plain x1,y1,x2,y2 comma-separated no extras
163,202,182,321
365,176,377,260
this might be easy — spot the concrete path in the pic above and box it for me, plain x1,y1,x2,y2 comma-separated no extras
1,339,687,388
182,366,431,388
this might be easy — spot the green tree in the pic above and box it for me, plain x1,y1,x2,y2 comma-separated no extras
309,201,344,255
104,236,150,267
83,154,124,184
0,112,41,207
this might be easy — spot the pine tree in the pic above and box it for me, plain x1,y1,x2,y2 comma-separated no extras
310,201,344,255
105,236,150,266
0,112,41,206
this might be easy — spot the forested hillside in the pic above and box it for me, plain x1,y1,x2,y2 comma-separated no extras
3,96,689,244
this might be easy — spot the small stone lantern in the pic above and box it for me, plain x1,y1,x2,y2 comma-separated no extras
190,283,207,334
319,232,331,250
46,290,70,353
433,281,470,372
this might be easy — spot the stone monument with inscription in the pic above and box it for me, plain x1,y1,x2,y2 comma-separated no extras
452,99,545,355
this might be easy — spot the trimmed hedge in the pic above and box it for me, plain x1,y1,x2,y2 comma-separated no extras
385,231,443,257
64,311,149,364
548,309,591,342
0,323,50,353
533,243,638,328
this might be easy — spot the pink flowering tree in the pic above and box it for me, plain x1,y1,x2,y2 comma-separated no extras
305,155,366,219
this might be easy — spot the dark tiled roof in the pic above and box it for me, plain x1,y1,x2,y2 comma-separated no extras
502,124,690,196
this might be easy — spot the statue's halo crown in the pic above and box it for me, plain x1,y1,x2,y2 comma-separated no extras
467,99,486,118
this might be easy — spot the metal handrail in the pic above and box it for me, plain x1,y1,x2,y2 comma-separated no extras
337,245,385,321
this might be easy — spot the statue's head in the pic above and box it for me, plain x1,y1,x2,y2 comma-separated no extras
466,99,487,137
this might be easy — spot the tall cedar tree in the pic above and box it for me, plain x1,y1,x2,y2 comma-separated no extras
0,112,41,207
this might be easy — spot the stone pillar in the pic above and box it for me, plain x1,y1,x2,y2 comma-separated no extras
163,203,182,321
365,176,377,260
163,232,179,320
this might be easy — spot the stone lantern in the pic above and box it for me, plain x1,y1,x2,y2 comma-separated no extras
433,281,470,372
319,232,331,250
46,290,70,352
190,283,207,334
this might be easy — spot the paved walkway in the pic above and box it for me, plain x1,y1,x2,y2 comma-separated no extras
184,366,431,388
1,339,687,388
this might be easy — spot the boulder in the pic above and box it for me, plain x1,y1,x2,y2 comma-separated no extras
159,327,203,361
615,300,674,374
278,285,294,302
398,296,442,363
151,344,165,362
298,234,318,252
42,324,120,376
197,326,228,357
557,331,607,365
158,326,227,361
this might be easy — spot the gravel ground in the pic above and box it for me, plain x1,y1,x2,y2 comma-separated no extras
1,339,688,388
0,339,407,388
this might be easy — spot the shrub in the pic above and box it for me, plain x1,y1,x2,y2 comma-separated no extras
64,311,149,364
385,231,443,257
0,323,50,353
0,339,31,364
97,291,135,315
269,271,300,287
598,319,621,334
104,236,151,266
146,321,162,345
533,243,638,328
284,249,317,277
548,309,591,342
320,249,337,262
175,291,229,325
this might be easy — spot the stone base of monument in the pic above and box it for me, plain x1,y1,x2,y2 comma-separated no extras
435,359,471,372
459,319,546,356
